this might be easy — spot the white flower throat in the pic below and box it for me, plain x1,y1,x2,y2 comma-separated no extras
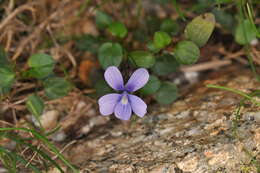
121,95,128,105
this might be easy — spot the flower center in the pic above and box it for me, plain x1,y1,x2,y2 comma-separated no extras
121,94,128,105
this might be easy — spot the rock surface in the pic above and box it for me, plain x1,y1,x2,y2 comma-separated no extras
66,66,260,173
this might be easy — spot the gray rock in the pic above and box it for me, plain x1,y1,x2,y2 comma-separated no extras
66,68,260,173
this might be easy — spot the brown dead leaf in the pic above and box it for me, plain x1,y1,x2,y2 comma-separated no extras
79,59,99,86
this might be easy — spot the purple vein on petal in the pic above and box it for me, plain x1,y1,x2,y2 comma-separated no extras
114,100,132,120
125,68,149,92
104,66,124,91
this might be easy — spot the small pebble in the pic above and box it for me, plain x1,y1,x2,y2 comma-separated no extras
0,168,7,173
31,110,59,130
51,131,67,142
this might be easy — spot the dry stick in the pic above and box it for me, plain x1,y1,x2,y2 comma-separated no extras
252,47,260,65
12,109,18,126
8,0,15,11
51,140,77,160
0,120,14,126
25,145,41,168
6,30,13,51
47,26,77,67
218,47,248,64
11,10,61,61
11,0,71,60
181,60,232,72
0,4,35,31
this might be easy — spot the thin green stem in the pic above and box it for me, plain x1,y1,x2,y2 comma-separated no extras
206,84,260,106
172,0,186,21
0,127,79,173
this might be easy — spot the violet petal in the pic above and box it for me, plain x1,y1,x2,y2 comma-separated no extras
128,94,147,117
98,93,121,116
114,98,132,120
125,68,149,92
104,66,124,91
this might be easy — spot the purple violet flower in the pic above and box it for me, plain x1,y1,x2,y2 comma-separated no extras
98,66,149,120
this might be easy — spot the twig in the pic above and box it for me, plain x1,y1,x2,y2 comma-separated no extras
11,0,71,60
47,26,77,67
0,4,35,31
181,60,232,72
52,140,77,160
25,145,41,168
11,9,60,60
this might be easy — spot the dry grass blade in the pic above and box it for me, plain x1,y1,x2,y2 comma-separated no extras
11,1,71,60
0,4,36,31
181,60,232,72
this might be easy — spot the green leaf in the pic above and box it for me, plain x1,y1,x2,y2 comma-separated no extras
147,41,160,53
235,19,256,45
214,0,233,4
155,82,178,105
4,134,65,173
76,34,101,54
95,10,113,29
146,16,161,34
108,22,128,38
0,46,9,67
0,146,42,173
153,31,171,49
192,0,212,13
44,77,72,100
94,79,113,97
0,127,78,173
28,53,55,79
185,13,215,47
98,42,123,69
0,66,15,94
174,40,200,65
160,19,179,36
151,53,179,76
26,94,44,119
152,0,170,4
129,51,155,68
133,29,148,42
212,8,235,31
139,75,161,95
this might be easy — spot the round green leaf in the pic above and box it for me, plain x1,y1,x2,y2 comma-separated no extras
98,42,123,69
0,66,15,87
44,77,72,100
139,75,161,95
95,10,113,29
151,54,179,76
155,82,178,105
184,13,215,47
153,31,171,49
174,41,200,65
28,53,55,78
0,46,9,67
160,19,179,36
212,8,235,31
26,94,44,118
108,22,128,38
94,79,113,97
129,51,155,68
0,66,15,94
147,41,160,53
235,19,256,45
